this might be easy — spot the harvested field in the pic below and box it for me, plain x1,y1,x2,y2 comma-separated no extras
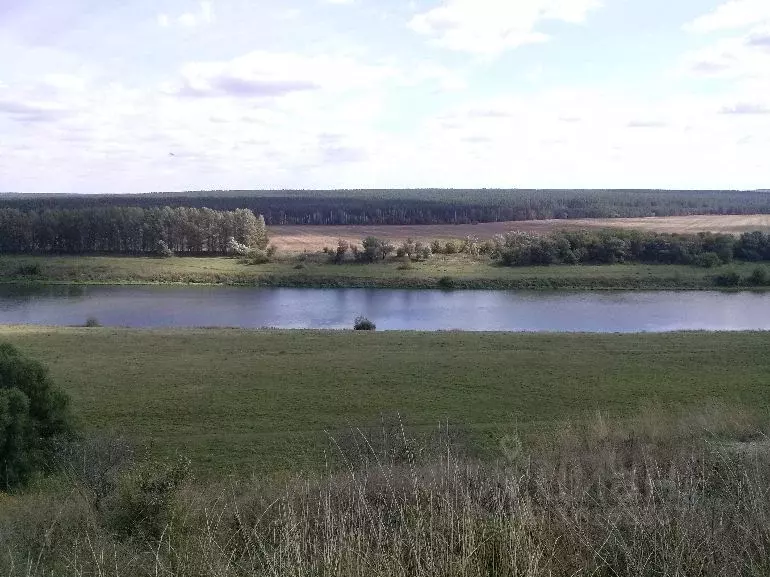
269,215,770,252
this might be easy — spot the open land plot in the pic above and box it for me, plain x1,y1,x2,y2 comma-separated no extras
268,215,770,253
2,326,770,475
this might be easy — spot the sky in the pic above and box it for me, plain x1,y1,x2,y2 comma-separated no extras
0,0,769,193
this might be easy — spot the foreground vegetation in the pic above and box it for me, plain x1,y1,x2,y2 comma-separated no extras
4,329,770,575
3,188,770,225
3,253,770,290
4,406,770,576
1,327,770,474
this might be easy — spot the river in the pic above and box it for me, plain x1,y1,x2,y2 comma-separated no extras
0,284,769,332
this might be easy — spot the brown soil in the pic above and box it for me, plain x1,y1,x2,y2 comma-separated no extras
268,215,770,253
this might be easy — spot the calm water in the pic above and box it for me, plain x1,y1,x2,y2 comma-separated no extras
0,285,769,332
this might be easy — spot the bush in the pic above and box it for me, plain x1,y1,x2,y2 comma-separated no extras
104,456,189,541
155,240,174,258
83,316,102,327
748,266,769,286
353,316,376,331
714,269,741,287
0,344,73,489
438,276,456,290
333,239,350,264
57,435,135,512
444,240,458,255
243,248,270,265
15,263,41,276
695,252,723,268
358,237,394,263
226,237,249,256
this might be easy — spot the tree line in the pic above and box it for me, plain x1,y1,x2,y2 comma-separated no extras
0,207,267,254
482,230,770,267
2,189,770,225
329,230,770,269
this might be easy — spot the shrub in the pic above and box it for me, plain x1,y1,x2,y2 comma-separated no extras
57,435,135,512
748,266,769,286
15,263,41,276
416,244,432,262
438,276,456,289
461,235,480,256
353,316,376,331
83,316,102,327
695,252,723,268
105,456,189,541
0,343,73,489
444,240,458,254
244,248,270,265
714,269,741,287
226,237,249,256
358,237,394,263
430,239,443,254
155,240,174,258
333,239,350,264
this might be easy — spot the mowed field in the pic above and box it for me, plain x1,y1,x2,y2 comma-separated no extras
2,326,770,475
269,215,770,252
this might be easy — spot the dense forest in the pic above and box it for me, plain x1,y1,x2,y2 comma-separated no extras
489,229,770,269
0,207,267,254
1,189,769,225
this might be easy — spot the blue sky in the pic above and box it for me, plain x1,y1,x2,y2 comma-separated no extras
1,0,769,192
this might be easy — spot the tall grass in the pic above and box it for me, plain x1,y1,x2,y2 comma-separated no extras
3,405,770,576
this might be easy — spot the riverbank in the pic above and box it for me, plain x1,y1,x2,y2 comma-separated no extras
2,326,770,474
1,254,767,290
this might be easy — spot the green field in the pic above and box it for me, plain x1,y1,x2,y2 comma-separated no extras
1,254,765,290
1,326,769,475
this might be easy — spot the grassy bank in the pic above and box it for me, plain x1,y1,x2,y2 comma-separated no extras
1,327,770,474
1,254,767,290
4,407,770,576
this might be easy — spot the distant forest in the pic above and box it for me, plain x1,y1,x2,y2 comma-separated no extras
0,206,266,254
1,189,769,226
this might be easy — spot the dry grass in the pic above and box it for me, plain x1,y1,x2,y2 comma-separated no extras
3,406,770,576
269,215,770,253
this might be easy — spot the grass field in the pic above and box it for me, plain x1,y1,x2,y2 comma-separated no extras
269,215,770,252
1,326,770,475
1,254,765,290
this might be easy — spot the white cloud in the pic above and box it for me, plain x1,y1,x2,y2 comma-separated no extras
684,0,770,34
408,0,603,55
174,51,398,98
157,1,214,29
179,12,198,26
360,88,770,189
0,51,394,192
680,2,770,80
399,62,468,91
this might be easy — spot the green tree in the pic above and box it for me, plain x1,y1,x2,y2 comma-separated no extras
0,344,72,489
748,266,769,286
359,237,393,263
334,239,350,263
